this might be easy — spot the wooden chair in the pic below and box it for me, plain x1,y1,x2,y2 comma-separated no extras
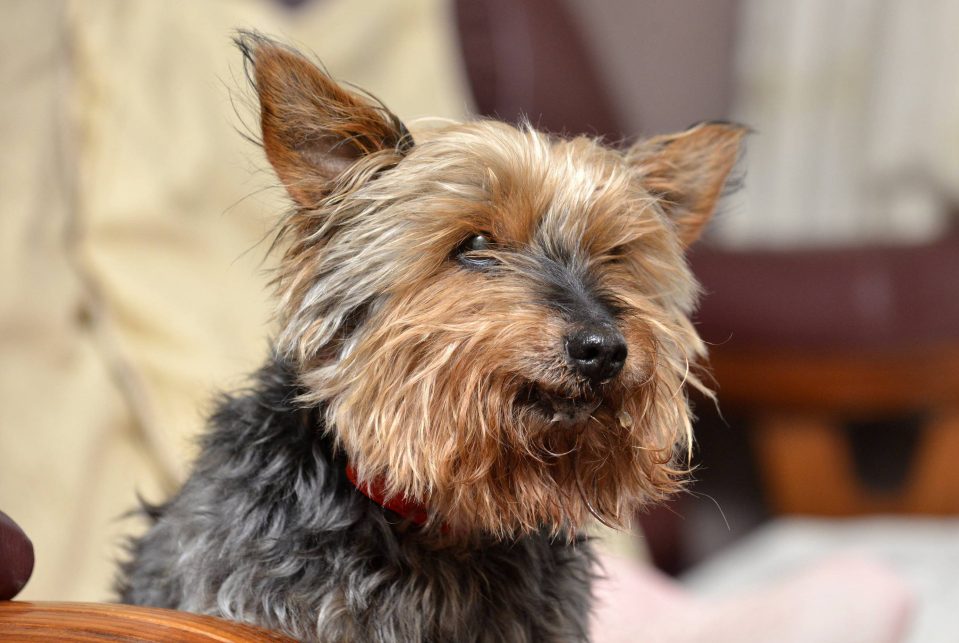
692,233,959,516
710,345,959,515
0,512,295,641
0,602,296,642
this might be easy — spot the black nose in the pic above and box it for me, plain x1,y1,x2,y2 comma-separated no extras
565,326,627,384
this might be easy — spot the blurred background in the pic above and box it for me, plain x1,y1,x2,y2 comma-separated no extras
1,0,957,640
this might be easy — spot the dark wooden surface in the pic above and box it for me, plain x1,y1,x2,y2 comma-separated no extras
710,344,959,515
0,601,297,642
710,345,959,415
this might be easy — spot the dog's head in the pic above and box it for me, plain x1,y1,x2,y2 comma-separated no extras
239,33,744,537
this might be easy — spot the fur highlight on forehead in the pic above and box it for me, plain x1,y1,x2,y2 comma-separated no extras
240,32,746,538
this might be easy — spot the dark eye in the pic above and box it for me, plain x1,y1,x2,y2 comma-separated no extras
455,233,498,269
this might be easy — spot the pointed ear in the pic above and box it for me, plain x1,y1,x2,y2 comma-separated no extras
236,32,414,207
627,122,746,246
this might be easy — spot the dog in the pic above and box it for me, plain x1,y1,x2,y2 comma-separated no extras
116,32,744,642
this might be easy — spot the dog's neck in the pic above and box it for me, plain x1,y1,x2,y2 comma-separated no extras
345,465,430,526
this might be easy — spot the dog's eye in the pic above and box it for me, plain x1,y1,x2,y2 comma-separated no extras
456,234,498,269
464,234,491,252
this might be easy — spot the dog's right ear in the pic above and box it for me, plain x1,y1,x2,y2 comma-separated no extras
627,122,746,247
236,32,413,207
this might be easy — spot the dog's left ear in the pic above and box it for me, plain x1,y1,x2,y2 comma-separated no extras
236,32,413,207
627,122,746,246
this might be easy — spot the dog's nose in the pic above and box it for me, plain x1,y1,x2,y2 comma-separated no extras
565,326,627,384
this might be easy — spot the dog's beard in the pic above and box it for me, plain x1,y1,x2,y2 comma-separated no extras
299,324,697,539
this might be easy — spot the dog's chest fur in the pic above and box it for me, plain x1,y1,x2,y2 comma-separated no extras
118,358,594,642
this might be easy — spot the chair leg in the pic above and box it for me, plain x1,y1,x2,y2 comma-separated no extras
907,410,959,513
752,409,959,515
751,414,866,515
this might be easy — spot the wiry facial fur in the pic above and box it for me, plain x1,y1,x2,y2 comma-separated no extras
278,121,716,537
118,32,745,642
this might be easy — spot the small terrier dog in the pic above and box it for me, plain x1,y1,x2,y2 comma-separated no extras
118,32,744,642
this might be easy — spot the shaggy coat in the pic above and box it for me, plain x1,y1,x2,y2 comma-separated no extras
118,32,744,642
118,358,593,641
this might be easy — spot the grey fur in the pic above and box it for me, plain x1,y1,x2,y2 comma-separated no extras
117,357,595,642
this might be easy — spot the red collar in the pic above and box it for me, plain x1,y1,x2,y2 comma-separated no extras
345,465,430,526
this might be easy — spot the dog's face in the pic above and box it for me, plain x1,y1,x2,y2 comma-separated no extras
241,35,744,537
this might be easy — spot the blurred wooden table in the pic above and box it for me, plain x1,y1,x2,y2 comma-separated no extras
0,601,296,642
711,344,959,515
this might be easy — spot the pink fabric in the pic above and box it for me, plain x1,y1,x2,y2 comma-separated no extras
591,553,914,643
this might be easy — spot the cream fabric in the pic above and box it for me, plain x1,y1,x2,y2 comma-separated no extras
719,0,959,248
0,1,169,602
0,0,469,601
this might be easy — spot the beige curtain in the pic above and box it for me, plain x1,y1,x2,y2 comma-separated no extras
717,0,959,248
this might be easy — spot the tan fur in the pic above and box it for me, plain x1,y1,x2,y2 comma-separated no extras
244,36,746,540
